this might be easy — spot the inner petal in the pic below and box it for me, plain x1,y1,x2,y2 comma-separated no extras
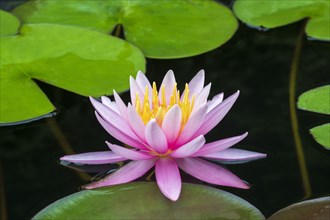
134,82,196,131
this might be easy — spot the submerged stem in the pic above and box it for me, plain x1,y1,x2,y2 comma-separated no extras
289,22,311,198
46,118,91,181
113,24,122,38
0,160,7,220
146,170,155,181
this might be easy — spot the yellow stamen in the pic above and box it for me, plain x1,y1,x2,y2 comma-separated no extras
135,82,195,130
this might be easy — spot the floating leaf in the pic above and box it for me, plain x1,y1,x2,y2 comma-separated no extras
0,10,20,36
297,85,330,149
233,0,330,41
268,197,330,220
33,182,264,220
298,85,330,115
0,16,145,124
13,0,238,58
310,123,330,149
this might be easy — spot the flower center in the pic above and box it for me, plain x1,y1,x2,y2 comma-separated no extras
135,82,195,128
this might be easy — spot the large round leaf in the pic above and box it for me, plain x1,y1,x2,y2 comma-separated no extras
0,22,145,124
12,0,238,58
268,197,330,220
0,10,20,36
310,123,330,149
33,182,264,219
233,0,330,41
298,85,330,115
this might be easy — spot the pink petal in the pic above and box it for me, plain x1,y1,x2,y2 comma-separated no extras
95,112,146,150
202,149,267,163
158,70,176,105
113,90,128,120
191,83,211,114
60,151,126,164
135,71,152,101
90,97,136,138
106,142,155,160
193,133,248,156
127,104,146,142
130,76,144,108
170,135,205,158
195,91,240,136
175,104,208,146
207,93,224,113
155,158,181,201
84,159,155,189
162,105,182,145
100,96,120,114
185,69,205,99
145,119,168,154
177,157,249,189
136,71,151,90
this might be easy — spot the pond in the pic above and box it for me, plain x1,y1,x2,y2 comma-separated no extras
0,0,329,219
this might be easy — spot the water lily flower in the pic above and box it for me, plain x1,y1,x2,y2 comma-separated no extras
61,70,266,201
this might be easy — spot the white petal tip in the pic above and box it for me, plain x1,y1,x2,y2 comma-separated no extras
167,194,180,202
198,69,205,74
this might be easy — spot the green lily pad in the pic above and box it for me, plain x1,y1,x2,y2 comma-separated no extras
298,85,330,115
268,197,330,220
233,0,330,41
310,123,330,149
0,10,20,36
12,0,238,58
1,20,145,124
297,85,330,149
33,182,265,220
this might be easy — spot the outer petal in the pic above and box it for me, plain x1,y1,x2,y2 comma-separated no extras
159,70,176,105
127,104,146,142
155,158,181,201
170,135,205,158
90,97,136,139
130,76,144,107
60,151,126,164
192,83,211,114
113,90,128,120
202,149,267,164
145,119,168,153
207,93,224,113
100,96,120,114
185,69,205,99
193,133,248,156
106,142,155,160
177,157,249,189
162,105,182,145
84,159,156,189
195,91,240,136
175,104,208,146
95,112,146,150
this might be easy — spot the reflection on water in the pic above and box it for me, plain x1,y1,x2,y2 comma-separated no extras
59,160,119,177
0,111,57,127
245,23,270,32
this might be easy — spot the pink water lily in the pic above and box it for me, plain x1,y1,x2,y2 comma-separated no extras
61,70,266,201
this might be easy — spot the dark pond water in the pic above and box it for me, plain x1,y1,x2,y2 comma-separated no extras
1,1,330,220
